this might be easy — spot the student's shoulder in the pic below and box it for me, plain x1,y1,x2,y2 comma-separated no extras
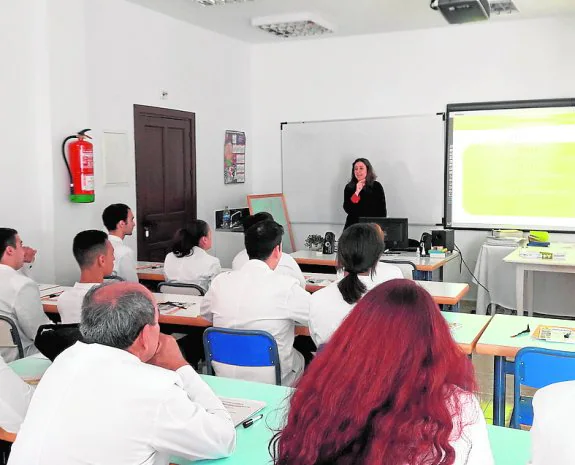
310,282,340,304
9,271,37,292
279,252,299,267
534,380,575,408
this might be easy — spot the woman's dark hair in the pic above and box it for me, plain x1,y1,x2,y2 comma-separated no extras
347,158,377,187
171,220,209,258
337,223,384,304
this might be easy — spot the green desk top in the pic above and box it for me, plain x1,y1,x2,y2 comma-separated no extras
488,425,531,465
476,313,575,357
442,312,492,354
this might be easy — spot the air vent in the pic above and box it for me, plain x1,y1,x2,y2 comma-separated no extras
252,13,334,38
489,0,519,15
196,0,253,6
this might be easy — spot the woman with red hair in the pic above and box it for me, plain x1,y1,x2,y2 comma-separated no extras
271,279,493,465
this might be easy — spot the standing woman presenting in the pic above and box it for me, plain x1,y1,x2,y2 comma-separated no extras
343,158,387,229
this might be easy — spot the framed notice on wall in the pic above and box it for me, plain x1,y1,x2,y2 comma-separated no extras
224,130,246,184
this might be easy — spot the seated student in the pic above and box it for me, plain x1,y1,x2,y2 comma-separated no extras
309,223,403,346
271,280,493,465
8,282,235,465
102,203,138,282
0,355,34,433
164,221,221,291
0,228,51,362
58,230,115,324
529,380,575,464
232,213,306,288
201,220,310,386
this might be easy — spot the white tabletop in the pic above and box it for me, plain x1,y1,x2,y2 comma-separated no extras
504,243,575,267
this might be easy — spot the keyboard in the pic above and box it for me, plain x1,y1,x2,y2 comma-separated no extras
389,247,418,253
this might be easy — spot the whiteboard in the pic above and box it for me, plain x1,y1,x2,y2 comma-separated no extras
281,115,445,225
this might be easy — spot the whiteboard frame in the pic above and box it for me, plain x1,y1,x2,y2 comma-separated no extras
247,193,296,253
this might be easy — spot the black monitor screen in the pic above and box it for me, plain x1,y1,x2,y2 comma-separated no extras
358,217,409,249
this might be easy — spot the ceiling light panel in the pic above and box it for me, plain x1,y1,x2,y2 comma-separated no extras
252,13,334,38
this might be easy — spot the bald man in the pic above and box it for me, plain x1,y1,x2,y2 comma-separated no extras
8,282,235,465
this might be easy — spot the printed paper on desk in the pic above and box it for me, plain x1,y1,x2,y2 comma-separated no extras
533,325,575,344
219,397,266,427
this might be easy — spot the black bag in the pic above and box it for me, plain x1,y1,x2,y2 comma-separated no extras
35,324,83,361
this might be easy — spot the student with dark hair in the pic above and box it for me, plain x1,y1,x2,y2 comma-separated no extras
272,280,493,465
163,220,221,291
57,230,115,324
201,220,310,386
343,157,387,229
0,228,51,362
232,213,305,288
309,223,402,346
102,203,137,282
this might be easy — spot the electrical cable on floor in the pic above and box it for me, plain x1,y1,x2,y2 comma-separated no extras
454,243,493,314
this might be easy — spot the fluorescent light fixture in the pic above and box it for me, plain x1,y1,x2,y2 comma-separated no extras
196,0,253,6
252,13,334,38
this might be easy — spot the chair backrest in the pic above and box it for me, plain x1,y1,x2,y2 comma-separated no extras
512,347,575,428
104,274,125,283
381,259,417,279
0,315,24,360
203,327,281,385
158,281,205,296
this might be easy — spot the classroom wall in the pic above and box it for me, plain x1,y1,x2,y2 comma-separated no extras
250,16,575,300
0,0,252,284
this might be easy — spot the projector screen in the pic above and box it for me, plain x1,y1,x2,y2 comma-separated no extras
445,99,575,231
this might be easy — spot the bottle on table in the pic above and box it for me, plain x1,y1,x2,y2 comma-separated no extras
222,206,231,229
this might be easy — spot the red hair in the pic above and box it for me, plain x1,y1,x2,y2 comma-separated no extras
271,279,476,465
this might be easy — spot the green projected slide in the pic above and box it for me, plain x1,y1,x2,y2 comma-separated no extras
462,142,575,217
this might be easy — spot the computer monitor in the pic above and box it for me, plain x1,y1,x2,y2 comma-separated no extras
358,217,409,250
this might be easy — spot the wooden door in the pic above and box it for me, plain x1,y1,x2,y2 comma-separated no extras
134,105,196,262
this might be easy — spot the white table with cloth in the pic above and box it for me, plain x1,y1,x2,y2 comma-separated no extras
474,242,575,317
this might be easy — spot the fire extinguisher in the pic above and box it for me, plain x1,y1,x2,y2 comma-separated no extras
62,129,94,203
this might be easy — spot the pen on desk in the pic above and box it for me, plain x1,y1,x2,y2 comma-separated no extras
243,414,264,429
510,324,530,338
44,291,63,299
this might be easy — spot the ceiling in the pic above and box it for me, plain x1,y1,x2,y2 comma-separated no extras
126,0,575,43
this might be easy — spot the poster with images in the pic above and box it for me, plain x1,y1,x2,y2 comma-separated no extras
224,130,246,184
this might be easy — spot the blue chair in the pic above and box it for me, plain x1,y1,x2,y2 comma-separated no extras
203,327,281,385
511,347,575,428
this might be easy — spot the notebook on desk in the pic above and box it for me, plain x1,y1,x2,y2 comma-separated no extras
219,397,266,427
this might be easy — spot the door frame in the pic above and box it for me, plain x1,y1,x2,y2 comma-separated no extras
133,104,197,261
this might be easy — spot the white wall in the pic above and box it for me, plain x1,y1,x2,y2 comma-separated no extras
251,17,575,299
0,0,252,284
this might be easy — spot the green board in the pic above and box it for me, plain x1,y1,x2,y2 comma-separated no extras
247,194,295,254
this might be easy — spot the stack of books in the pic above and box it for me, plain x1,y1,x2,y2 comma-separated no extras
486,229,524,247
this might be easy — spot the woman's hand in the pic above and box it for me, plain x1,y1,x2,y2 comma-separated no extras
355,180,366,195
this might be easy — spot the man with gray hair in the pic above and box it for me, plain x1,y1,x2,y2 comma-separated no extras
8,282,236,465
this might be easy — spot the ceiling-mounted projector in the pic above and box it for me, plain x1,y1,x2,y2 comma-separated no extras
436,0,491,24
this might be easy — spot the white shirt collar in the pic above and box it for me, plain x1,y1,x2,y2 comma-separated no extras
243,259,273,272
0,263,17,273
74,282,100,290
107,235,123,244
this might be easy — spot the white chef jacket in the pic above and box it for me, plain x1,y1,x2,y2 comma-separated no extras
164,247,221,291
57,282,99,324
309,262,403,346
0,264,51,362
529,380,575,465
445,389,494,465
232,249,306,288
200,260,310,386
7,342,235,465
108,235,138,282
0,355,35,433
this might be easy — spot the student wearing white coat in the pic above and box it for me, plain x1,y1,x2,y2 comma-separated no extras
102,203,138,282
8,282,235,465
58,230,115,324
0,228,51,362
163,221,221,291
529,380,575,465
232,212,306,288
309,223,403,347
201,220,310,387
0,355,35,433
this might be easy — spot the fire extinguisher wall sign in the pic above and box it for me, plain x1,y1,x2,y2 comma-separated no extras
62,129,95,203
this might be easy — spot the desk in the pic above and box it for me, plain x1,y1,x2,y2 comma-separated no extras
137,261,164,281
5,357,529,465
504,244,575,317
292,250,460,281
476,313,575,426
